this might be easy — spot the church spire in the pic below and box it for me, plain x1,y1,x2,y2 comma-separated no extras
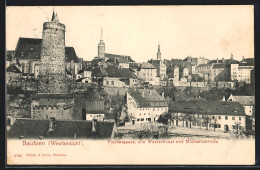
51,8,59,22
100,28,103,41
157,43,161,61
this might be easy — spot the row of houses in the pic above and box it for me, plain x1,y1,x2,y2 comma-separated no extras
125,87,254,132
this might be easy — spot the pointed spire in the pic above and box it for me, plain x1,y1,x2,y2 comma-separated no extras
100,28,103,41
51,8,59,22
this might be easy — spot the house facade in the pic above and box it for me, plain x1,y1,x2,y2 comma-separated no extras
168,100,247,132
127,88,168,124
227,94,255,116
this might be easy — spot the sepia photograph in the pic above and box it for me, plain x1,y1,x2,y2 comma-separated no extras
6,5,255,165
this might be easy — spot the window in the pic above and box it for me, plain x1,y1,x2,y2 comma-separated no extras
140,113,141,116
106,81,109,85
239,117,241,121
111,81,114,86
137,119,140,121
232,117,235,120
90,115,92,117
218,116,221,119
144,113,146,115
153,108,155,111
212,116,215,119
141,118,144,121
232,125,236,129
225,116,228,120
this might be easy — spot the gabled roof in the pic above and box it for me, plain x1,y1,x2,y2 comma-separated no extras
128,88,167,107
91,58,104,66
169,100,246,116
6,64,21,73
228,95,255,106
105,53,134,62
78,67,92,74
65,47,79,62
13,37,79,62
14,38,42,59
104,65,137,78
240,58,254,66
139,63,156,69
7,119,115,139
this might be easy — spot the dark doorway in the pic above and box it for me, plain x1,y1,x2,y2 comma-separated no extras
82,108,86,120
224,125,229,133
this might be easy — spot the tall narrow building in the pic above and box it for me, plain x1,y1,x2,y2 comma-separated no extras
38,11,69,93
157,43,161,61
98,28,105,58
31,11,75,120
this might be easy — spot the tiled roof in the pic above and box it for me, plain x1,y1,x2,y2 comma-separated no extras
14,38,42,59
65,47,79,62
104,65,137,78
212,63,229,69
13,37,79,62
169,100,246,116
105,53,135,62
91,67,107,77
240,58,254,66
128,88,167,107
6,64,21,73
7,119,115,139
91,58,104,66
78,67,92,74
231,96,255,106
139,63,156,69
129,63,141,69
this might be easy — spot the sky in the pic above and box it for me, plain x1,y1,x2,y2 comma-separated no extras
6,6,254,62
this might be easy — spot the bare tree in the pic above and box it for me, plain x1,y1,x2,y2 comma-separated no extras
202,115,211,130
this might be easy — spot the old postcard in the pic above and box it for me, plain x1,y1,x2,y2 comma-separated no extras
6,5,255,165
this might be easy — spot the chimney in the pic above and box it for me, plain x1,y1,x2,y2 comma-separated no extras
48,117,56,132
222,58,224,63
222,96,226,101
242,55,244,61
217,58,218,64
92,119,97,132
162,92,164,98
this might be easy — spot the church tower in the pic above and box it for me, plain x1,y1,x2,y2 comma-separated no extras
38,10,69,93
98,28,105,58
157,43,161,61
31,10,74,120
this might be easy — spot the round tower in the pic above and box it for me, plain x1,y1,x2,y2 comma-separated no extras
38,11,69,93
98,28,105,58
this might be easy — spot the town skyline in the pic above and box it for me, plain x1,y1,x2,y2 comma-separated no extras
6,6,253,62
